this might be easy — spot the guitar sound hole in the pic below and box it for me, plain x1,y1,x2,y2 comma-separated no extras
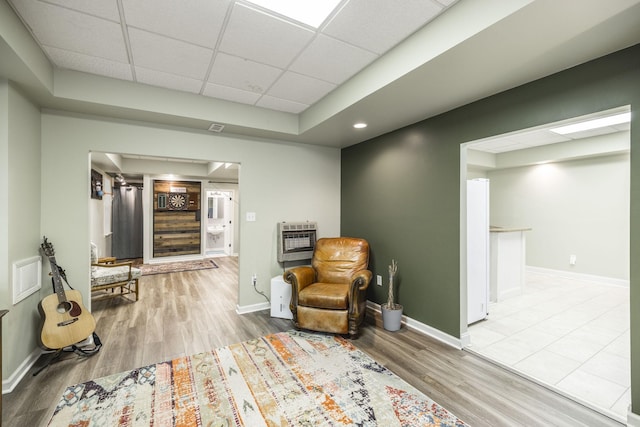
57,301,72,314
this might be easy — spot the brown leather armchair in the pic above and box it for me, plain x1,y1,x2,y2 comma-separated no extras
283,237,372,337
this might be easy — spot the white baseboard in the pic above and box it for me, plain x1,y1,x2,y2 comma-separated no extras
2,346,42,394
460,331,471,348
366,301,462,349
236,302,270,314
527,266,629,287
628,406,640,427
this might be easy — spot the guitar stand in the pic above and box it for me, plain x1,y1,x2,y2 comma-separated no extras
32,349,64,377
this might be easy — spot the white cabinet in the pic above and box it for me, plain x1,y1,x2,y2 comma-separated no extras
270,276,293,319
467,179,489,324
490,227,530,302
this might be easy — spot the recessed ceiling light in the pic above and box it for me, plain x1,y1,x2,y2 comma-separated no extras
353,123,367,129
246,0,341,27
550,112,631,135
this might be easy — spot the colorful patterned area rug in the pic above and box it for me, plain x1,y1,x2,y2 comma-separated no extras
47,331,468,426
138,259,218,276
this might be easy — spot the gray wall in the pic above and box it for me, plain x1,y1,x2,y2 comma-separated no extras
0,81,41,382
1,109,340,385
488,151,629,280
341,44,640,412
40,112,341,311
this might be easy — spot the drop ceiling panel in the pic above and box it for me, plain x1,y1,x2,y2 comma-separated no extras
209,52,282,94
44,0,120,22
8,0,638,148
268,71,336,105
469,108,631,154
11,0,128,62
324,0,444,54
128,28,213,80
256,95,308,114
218,4,315,68
289,34,378,84
564,126,626,140
203,83,262,104
122,0,231,48
135,67,203,94
7,0,463,117
45,46,133,81
505,130,568,146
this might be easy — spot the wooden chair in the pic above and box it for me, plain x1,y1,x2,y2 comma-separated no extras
90,243,141,301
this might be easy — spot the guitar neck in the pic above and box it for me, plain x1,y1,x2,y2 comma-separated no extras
47,256,68,304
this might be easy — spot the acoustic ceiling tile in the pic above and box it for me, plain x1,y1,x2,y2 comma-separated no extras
219,3,314,69
290,34,378,84
135,67,203,94
10,0,128,62
122,0,231,48
323,0,443,54
128,28,213,80
209,53,282,94
46,46,133,81
256,95,308,114
267,71,336,105
507,130,569,146
43,0,120,21
203,83,262,105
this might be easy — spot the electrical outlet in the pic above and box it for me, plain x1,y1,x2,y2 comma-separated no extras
246,212,256,222
252,274,257,285
377,275,382,286
569,254,577,265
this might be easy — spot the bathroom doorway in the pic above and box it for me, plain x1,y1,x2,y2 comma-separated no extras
205,189,235,256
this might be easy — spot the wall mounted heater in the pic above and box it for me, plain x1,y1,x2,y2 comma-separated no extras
277,221,317,262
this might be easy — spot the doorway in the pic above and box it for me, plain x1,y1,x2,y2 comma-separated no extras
204,189,234,257
460,106,631,422
89,153,240,263
112,184,144,259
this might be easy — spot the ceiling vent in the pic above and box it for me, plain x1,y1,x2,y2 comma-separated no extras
208,123,225,133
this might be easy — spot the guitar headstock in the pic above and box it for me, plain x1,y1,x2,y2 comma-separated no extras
41,236,55,257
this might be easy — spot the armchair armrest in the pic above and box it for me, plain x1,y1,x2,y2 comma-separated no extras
348,269,372,304
283,266,316,293
351,270,372,291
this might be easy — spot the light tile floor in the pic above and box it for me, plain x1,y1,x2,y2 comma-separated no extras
468,271,630,422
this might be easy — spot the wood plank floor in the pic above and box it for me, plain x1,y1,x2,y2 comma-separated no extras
2,256,622,426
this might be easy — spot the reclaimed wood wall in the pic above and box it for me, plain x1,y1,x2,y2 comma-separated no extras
153,180,201,257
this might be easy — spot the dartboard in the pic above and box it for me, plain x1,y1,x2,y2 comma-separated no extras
168,193,187,210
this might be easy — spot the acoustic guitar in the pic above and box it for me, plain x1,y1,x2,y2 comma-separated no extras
38,237,96,350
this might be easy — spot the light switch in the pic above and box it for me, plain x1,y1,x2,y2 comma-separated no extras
246,212,256,222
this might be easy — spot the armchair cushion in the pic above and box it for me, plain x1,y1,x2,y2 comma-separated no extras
91,264,142,287
298,283,349,309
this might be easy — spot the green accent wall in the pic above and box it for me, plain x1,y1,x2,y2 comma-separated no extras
342,44,640,411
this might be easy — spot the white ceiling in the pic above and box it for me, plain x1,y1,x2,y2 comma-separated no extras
8,0,457,115
2,0,640,150
469,107,632,154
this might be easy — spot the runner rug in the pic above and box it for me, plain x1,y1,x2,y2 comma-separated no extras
47,330,468,426
138,259,218,276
